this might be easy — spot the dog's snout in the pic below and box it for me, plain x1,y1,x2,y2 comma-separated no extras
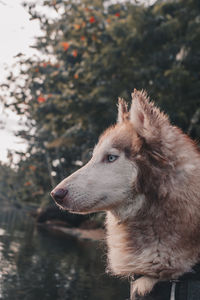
51,188,68,204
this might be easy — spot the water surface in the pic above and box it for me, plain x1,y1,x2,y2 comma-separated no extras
0,207,128,300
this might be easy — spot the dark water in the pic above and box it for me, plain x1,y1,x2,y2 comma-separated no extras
0,207,129,300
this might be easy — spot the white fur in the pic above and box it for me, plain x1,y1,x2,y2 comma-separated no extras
131,277,159,298
53,135,138,214
111,194,145,222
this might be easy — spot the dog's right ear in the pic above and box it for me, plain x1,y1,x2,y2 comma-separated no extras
130,89,169,142
117,97,129,123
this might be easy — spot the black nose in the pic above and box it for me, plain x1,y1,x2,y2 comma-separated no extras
51,188,68,205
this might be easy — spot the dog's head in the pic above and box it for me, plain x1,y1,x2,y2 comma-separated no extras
51,90,171,216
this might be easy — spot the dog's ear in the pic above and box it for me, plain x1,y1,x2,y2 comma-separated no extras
130,89,169,141
117,97,129,123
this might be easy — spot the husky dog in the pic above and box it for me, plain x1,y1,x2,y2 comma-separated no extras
51,90,200,299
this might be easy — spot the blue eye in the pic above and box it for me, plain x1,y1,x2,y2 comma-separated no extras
107,155,118,163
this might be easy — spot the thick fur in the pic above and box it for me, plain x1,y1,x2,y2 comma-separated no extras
51,90,200,298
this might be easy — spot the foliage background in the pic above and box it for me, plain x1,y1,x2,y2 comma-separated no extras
1,0,200,207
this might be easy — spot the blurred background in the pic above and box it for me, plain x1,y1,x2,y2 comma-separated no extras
0,0,199,299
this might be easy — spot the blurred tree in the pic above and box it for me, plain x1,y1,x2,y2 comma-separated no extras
0,162,17,204
1,0,199,205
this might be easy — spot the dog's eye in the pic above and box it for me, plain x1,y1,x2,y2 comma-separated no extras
107,155,118,163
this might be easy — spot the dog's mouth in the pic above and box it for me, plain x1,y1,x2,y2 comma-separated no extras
59,204,95,215
51,187,108,214
54,196,94,214
68,209,91,215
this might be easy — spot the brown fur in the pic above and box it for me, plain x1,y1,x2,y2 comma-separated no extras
51,90,200,298
106,91,200,297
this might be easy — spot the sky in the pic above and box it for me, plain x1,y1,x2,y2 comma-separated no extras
0,0,41,163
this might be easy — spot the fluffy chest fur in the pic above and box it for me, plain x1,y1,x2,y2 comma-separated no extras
106,209,200,280
106,212,161,278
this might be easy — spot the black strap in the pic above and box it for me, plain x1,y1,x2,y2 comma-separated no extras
175,280,200,300
128,280,200,300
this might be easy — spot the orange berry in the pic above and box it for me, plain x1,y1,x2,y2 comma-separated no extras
72,50,78,57
37,96,46,103
74,24,81,30
89,16,95,23
61,42,70,51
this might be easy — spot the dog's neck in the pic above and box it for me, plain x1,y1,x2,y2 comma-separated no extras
110,193,146,223
105,208,154,277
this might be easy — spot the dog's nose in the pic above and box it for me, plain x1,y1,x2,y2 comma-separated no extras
51,188,68,205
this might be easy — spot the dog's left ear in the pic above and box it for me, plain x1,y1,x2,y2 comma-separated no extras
130,89,169,142
117,97,129,123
